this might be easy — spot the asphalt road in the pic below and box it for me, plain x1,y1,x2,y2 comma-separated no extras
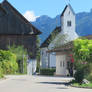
0,75,92,92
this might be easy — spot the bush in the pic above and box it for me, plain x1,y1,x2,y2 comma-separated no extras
73,39,92,83
87,74,92,82
0,50,18,75
0,63,4,78
86,63,92,82
40,68,56,76
8,45,27,74
74,69,84,84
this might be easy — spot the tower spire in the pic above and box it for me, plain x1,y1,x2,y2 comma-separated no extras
64,0,70,5
68,0,70,4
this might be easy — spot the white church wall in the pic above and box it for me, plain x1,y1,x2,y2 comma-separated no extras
41,48,49,68
61,6,78,41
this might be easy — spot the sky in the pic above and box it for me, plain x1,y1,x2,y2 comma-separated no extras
0,0,92,22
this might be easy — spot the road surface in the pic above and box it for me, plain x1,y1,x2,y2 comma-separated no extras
0,75,92,92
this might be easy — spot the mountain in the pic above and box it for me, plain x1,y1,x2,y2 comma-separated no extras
32,15,60,43
32,9,92,43
76,10,92,36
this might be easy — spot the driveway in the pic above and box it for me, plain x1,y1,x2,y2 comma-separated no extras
0,75,92,92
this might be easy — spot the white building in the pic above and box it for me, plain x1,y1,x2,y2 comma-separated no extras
40,4,78,76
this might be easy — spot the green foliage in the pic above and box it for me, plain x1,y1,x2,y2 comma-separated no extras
74,69,84,83
86,63,92,82
0,62,4,78
40,68,56,76
73,38,92,83
0,50,18,75
23,56,27,74
8,45,28,74
8,45,27,61
73,39,92,62
36,36,41,73
0,45,28,77
0,50,12,62
72,83,92,88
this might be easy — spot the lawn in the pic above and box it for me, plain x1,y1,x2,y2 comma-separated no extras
72,83,92,88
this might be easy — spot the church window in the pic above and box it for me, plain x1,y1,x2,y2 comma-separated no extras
67,21,71,27
69,11,70,15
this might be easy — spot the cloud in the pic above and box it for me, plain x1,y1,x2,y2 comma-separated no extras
23,11,39,22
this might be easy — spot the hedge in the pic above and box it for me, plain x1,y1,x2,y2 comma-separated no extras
0,62,4,78
40,68,56,76
0,50,18,77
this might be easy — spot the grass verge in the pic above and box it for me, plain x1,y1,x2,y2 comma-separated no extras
71,82,92,88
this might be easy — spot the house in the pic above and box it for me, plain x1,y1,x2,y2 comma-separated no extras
40,4,78,76
0,0,41,75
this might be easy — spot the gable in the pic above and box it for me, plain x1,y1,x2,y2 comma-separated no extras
40,27,61,48
0,4,6,17
61,4,75,17
0,0,41,35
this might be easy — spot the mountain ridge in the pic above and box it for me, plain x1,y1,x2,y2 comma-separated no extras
32,9,92,43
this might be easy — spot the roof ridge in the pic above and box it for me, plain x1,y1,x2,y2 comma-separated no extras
2,0,41,35
40,26,61,48
61,4,75,17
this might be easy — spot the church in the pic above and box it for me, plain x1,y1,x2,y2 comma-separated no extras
40,4,78,76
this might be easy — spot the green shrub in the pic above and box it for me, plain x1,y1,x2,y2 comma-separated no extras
40,68,56,76
8,45,27,74
87,74,92,82
0,50,18,74
86,63,92,82
0,63,4,78
74,69,84,84
73,39,92,83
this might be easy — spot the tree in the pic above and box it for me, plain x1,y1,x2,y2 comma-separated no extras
0,50,18,74
8,45,28,74
73,38,92,83
73,38,92,63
